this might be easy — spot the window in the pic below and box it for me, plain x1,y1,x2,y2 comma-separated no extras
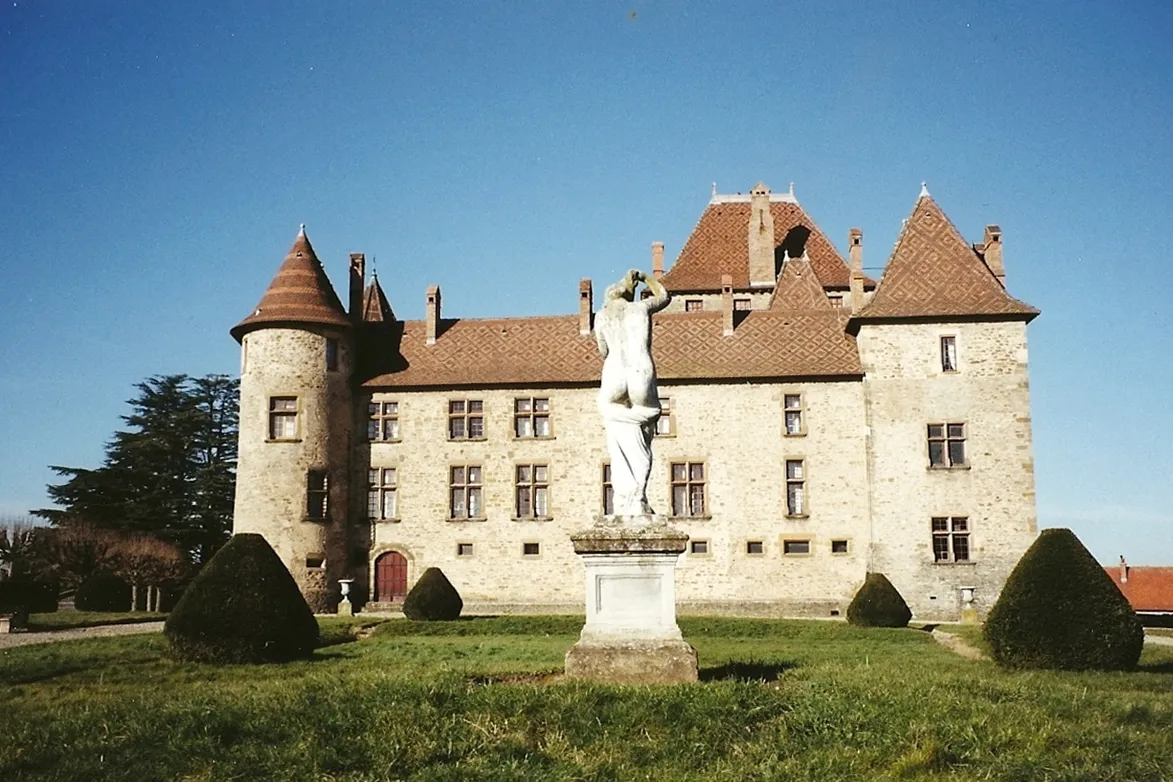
268,396,298,440
305,555,325,569
326,338,339,371
449,465,484,519
746,540,764,555
734,298,752,311
783,540,811,555
690,540,709,555
827,294,844,308
367,468,398,520
941,336,958,372
514,397,551,437
367,401,400,441
928,423,967,467
522,542,540,556
685,299,703,312
655,397,674,436
932,517,971,562
784,394,804,436
670,462,706,517
602,463,614,515
831,539,849,554
307,470,328,520
515,464,550,519
785,459,806,516
448,399,484,440
457,542,474,557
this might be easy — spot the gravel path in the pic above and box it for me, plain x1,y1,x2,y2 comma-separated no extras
0,621,164,650
930,629,988,660
1145,633,1173,647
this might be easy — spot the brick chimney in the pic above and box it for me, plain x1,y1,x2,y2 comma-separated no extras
1119,555,1129,584
579,278,593,335
651,242,664,279
747,182,776,287
349,253,365,324
721,274,734,336
982,225,1005,286
425,285,441,345
848,228,864,312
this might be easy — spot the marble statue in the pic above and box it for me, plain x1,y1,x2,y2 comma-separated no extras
595,268,671,517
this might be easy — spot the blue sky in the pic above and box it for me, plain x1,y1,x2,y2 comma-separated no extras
1,1,1170,564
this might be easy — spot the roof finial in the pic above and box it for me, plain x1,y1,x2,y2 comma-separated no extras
298,223,306,236
788,181,795,198
711,182,718,198
919,182,930,199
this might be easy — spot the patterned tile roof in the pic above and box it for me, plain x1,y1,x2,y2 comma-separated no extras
231,228,351,341
362,277,395,323
661,198,870,292
853,195,1039,322
769,255,835,312
1105,566,1173,612
362,309,860,389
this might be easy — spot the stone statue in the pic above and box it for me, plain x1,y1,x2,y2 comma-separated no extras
595,268,671,517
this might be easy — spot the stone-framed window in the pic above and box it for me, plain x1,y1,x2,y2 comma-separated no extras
514,397,551,438
326,337,340,371
670,461,706,517
782,539,811,555
367,467,398,521
655,397,675,436
785,459,807,517
831,539,849,554
522,542,540,557
268,396,298,440
827,293,845,308
932,517,971,562
940,335,958,372
685,299,703,312
367,401,400,441
602,462,614,515
734,298,752,311
784,393,805,436
306,470,328,520
456,542,474,557
746,540,764,555
448,399,485,440
449,465,484,519
515,464,550,519
928,423,967,468
689,539,710,555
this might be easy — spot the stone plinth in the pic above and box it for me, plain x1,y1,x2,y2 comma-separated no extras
565,516,698,683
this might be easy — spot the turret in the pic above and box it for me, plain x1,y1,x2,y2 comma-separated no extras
230,226,354,611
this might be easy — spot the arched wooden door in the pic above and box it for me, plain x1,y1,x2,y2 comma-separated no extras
374,551,408,602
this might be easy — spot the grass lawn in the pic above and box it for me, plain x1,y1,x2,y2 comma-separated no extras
25,611,168,632
2,616,1172,781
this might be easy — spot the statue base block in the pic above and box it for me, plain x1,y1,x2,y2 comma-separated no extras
565,515,698,684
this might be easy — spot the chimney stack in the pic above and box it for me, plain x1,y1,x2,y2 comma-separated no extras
1119,555,1129,584
651,242,665,279
349,253,366,324
579,278,593,335
982,225,1005,286
848,228,865,312
721,274,734,336
747,182,776,287
425,285,441,345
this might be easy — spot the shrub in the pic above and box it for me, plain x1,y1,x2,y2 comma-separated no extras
402,567,463,621
164,533,318,664
0,579,59,622
75,573,131,611
984,528,1144,671
846,572,912,628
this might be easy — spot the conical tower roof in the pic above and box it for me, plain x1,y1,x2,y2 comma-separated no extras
231,227,351,342
361,276,395,322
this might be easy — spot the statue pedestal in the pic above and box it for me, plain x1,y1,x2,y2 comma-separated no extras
565,516,698,684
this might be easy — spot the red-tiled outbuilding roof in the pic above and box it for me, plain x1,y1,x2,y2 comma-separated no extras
1105,566,1173,612
769,255,835,312
230,228,351,342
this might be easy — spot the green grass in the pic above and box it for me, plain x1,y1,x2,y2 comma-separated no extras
2,616,1173,780
25,611,167,632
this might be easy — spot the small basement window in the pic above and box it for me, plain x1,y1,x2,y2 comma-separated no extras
690,540,709,555
783,540,811,555
457,543,474,557
522,542,540,556
305,555,325,569
746,541,764,555
831,540,849,554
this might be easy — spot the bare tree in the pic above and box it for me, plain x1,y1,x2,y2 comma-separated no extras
0,514,55,582
115,534,186,611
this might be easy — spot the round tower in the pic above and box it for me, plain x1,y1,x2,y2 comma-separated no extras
230,226,354,612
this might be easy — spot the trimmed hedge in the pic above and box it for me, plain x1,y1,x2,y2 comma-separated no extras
402,567,463,621
164,533,318,664
75,573,132,612
846,572,912,628
985,528,1144,671
0,579,59,614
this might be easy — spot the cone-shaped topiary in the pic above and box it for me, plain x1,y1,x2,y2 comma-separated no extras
76,573,132,611
402,567,463,621
164,533,318,664
847,572,912,628
984,528,1143,671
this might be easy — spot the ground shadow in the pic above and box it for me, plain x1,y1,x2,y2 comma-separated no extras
1137,661,1173,675
699,660,794,683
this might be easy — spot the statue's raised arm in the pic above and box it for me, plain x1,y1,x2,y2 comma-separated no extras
637,270,671,314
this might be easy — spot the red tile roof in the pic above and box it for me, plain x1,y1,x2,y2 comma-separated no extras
769,255,835,312
853,195,1038,322
661,198,872,292
231,228,351,342
362,277,395,323
1105,566,1173,612
362,309,860,389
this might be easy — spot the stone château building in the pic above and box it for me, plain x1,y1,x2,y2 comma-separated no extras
229,182,1039,621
